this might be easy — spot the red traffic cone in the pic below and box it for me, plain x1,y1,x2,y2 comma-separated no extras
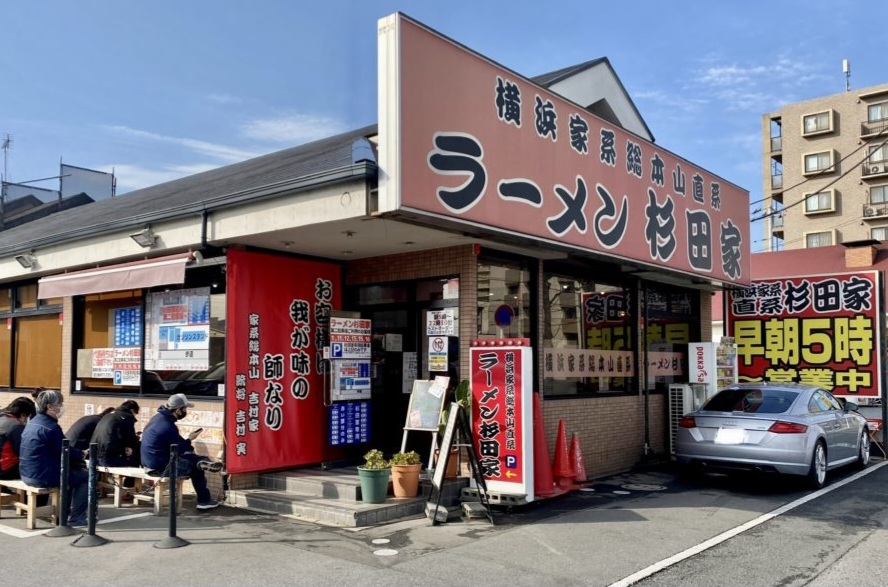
551,420,575,488
533,393,557,498
570,433,587,483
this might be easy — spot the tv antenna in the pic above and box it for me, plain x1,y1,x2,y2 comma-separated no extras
1,134,11,183
843,59,851,92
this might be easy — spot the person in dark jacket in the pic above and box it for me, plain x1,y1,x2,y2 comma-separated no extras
0,397,37,479
66,407,115,452
20,390,88,526
91,400,141,467
141,393,222,510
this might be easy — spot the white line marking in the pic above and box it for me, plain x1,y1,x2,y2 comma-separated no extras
607,460,888,587
0,525,51,538
0,511,153,538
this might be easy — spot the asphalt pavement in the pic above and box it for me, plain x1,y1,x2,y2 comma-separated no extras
1,459,882,587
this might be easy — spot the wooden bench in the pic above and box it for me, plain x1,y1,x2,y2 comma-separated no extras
95,466,185,516
0,479,59,529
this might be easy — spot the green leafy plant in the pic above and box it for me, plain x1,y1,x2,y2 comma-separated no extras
389,450,422,466
361,449,389,470
439,379,471,436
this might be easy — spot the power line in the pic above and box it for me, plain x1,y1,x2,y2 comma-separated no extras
752,129,888,223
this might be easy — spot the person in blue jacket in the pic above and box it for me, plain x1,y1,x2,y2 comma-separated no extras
141,393,222,510
20,390,89,526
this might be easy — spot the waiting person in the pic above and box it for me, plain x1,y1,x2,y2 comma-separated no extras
91,400,141,467
66,407,115,452
141,393,222,510
20,390,89,526
0,397,37,479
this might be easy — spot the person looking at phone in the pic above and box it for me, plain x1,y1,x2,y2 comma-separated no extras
140,393,223,510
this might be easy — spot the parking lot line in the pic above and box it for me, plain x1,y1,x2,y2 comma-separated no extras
607,460,888,587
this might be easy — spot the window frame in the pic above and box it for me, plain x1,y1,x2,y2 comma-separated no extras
802,150,836,176
871,227,888,241
0,282,63,392
804,229,835,248
803,189,835,214
801,110,834,136
870,184,888,205
868,101,888,123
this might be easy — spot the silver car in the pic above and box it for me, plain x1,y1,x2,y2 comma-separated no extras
674,382,870,488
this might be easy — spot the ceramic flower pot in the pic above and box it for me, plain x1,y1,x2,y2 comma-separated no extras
357,467,391,504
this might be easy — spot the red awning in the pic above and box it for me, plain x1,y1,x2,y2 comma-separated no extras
38,252,192,299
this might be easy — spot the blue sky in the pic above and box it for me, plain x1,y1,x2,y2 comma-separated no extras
1,1,884,252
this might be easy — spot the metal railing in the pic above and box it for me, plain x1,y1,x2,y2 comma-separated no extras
862,158,888,177
771,174,783,189
861,118,888,138
770,136,782,151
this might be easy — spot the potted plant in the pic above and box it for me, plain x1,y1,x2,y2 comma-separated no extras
357,449,390,504
435,379,471,478
389,450,423,497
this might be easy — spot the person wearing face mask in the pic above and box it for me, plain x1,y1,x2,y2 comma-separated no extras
19,390,89,526
140,393,223,510
0,397,37,480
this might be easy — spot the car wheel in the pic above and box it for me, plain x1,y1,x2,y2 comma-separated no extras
857,430,871,469
807,441,827,489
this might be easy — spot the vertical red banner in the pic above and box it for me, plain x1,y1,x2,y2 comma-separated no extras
470,339,534,500
225,249,341,474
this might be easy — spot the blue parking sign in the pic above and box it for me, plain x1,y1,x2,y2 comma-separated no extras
331,343,343,358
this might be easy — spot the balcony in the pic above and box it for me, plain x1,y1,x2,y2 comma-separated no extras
770,136,782,152
771,213,784,233
771,174,783,190
863,202,888,219
862,159,888,179
861,118,888,139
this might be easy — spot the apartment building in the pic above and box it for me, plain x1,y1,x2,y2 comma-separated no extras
762,82,888,251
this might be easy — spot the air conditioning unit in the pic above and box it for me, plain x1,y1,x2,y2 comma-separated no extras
869,165,884,175
668,384,708,454
865,206,876,217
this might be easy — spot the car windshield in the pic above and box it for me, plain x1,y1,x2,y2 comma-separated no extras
703,388,799,414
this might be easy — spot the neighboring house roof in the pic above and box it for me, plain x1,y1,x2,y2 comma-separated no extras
2,193,94,229
751,244,888,279
531,57,654,143
0,124,378,256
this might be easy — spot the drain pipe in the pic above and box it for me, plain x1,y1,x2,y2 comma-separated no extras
200,208,209,249
641,282,651,457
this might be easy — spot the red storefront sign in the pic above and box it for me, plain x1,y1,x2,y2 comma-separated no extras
470,339,534,500
727,271,882,397
378,13,750,287
225,249,342,473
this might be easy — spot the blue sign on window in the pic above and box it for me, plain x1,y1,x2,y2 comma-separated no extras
114,307,141,347
329,401,370,446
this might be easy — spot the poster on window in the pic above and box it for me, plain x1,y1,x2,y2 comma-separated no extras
727,271,882,398
144,287,212,371
226,249,342,474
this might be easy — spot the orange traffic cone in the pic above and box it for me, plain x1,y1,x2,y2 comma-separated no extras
570,433,587,483
551,420,575,488
533,393,558,498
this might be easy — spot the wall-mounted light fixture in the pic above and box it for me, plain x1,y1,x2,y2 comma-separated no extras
130,226,156,248
14,252,36,269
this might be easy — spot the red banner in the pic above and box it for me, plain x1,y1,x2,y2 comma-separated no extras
470,339,534,498
225,249,341,474
727,271,882,397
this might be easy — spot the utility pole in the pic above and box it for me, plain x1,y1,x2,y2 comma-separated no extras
1,134,12,229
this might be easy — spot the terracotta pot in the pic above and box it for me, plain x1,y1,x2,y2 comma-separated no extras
391,463,422,497
434,447,459,478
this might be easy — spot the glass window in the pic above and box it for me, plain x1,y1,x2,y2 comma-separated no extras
645,285,699,393
477,258,532,338
357,284,409,305
804,191,832,213
706,387,798,414
871,185,888,204
0,283,63,391
872,227,888,241
806,232,833,248
802,111,831,134
869,102,888,123
542,270,633,396
869,145,887,164
75,290,143,392
804,151,833,173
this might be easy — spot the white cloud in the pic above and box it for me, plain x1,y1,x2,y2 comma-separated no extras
104,162,222,193
106,125,260,163
240,114,348,144
206,93,241,105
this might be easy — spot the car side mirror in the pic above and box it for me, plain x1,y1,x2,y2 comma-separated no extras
843,400,858,412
